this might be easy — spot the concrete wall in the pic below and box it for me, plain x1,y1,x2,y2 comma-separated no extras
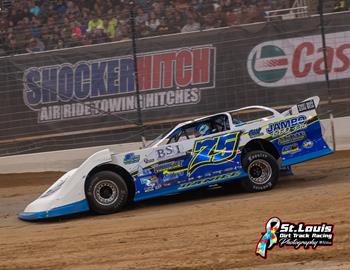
0,142,143,173
0,117,349,173
319,116,350,152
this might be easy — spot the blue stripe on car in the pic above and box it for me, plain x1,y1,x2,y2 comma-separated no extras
18,199,90,221
282,147,333,167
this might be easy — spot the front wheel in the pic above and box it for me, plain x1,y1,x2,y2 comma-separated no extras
241,151,279,192
85,171,129,214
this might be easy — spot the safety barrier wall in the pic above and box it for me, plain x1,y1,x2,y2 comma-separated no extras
0,12,350,156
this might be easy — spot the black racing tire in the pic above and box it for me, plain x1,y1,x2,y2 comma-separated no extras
85,171,129,215
241,150,279,192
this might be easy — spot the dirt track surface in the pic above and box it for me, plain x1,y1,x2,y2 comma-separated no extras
0,151,350,270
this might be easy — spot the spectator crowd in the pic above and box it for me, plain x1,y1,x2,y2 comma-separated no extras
0,0,311,55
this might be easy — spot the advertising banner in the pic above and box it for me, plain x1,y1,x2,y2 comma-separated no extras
0,12,349,155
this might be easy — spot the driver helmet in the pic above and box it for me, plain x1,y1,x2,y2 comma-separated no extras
194,123,211,137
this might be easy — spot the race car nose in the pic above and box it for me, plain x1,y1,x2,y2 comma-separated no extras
19,197,90,221
18,196,54,220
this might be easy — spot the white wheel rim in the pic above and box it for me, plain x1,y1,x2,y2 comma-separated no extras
248,159,272,185
93,180,119,206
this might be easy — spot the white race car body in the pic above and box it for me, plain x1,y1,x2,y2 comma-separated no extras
19,96,333,220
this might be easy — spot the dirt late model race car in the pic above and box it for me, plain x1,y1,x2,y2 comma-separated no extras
19,96,333,220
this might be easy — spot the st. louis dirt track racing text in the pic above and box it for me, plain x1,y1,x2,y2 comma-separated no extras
19,96,333,220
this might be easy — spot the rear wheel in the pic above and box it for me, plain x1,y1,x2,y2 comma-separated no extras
241,150,279,192
86,171,129,214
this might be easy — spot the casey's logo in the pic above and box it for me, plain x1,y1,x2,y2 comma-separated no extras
247,31,350,87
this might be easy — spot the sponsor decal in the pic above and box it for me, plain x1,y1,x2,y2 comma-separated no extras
266,116,306,136
23,45,216,122
178,171,240,190
153,160,184,173
249,45,288,84
188,132,240,175
297,100,316,113
155,144,184,161
303,139,314,149
277,131,306,145
256,217,334,259
123,153,140,165
144,184,162,193
140,175,159,187
137,169,162,192
162,170,186,183
247,31,350,87
248,127,263,138
282,143,300,155
143,158,155,164
137,168,153,176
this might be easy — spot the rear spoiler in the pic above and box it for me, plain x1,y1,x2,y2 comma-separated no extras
282,96,320,116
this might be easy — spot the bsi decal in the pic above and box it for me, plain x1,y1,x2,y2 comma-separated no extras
155,144,184,161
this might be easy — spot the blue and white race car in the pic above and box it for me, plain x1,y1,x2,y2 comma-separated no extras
19,96,333,220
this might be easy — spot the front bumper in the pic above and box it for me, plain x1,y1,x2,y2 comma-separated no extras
19,199,90,221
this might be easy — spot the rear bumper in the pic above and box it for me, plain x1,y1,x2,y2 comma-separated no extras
19,199,90,221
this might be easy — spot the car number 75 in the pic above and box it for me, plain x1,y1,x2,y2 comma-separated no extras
188,132,240,175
